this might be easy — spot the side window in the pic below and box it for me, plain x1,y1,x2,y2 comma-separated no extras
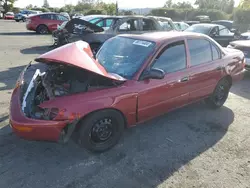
40,14,52,20
210,42,220,60
219,26,230,35
152,41,186,73
96,20,104,27
211,26,219,35
106,19,114,27
89,18,101,24
118,19,139,31
142,19,157,31
188,39,212,66
56,15,68,21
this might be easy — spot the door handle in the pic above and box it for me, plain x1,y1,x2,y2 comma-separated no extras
179,76,189,82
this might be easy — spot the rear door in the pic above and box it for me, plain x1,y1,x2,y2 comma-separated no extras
137,40,190,122
187,38,224,101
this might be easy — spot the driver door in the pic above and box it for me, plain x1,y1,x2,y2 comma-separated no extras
137,40,190,122
212,25,234,47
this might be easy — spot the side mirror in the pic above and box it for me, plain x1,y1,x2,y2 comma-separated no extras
141,68,165,80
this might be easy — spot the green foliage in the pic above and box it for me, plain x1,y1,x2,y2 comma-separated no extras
151,8,229,21
119,10,134,15
194,0,234,14
85,9,106,15
2,0,17,13
238,0,250,8
234,8,250,23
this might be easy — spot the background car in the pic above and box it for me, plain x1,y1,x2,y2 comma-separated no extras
148,16,177,31
174,21,189,31
52,16,163,54
26,13,69,34
228,40,250,71
4,12,14,20
212,20,234,30
60,12,70,20
10,32,245,152
185,23,240,46
185,21,200,26
14,10,42,22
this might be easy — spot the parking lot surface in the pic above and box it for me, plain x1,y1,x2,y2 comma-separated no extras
0,20,250,188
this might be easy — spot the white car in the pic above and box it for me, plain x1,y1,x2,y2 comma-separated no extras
174,22,190,31
60,12,70,20
227,40,250,71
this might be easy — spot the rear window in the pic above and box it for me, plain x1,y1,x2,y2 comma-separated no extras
142,19,157,31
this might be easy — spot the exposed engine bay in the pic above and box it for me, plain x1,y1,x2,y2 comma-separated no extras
21,62,121,120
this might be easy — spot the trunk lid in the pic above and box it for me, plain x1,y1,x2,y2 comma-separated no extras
35,41,126,81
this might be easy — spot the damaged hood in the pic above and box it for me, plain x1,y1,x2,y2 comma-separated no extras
35,41,126,81
63,18,104,33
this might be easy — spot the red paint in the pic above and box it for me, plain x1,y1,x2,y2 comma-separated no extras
26,13,66,33
10,33,245,142
4,15,14,20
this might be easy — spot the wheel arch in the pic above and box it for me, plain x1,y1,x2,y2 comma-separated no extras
75,107,128,131
222,74,232,87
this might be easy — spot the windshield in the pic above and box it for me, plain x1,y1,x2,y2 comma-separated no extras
96,37,156,79
185,24,212,34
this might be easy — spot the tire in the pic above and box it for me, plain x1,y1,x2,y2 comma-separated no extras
36,25,49,34
22,17,26,22
15,20,19,22
78,109,125,152
205,78,231,109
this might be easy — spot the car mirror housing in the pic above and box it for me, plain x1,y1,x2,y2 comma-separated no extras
141,68,165,80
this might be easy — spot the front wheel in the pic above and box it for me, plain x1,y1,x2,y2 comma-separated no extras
78,110,125,152
205,78,230,109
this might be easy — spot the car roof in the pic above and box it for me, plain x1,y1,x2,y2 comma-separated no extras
191,23,221,27
119,31,207,43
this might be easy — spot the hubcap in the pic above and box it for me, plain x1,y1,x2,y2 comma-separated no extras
40,27,48,34
91,118,113,143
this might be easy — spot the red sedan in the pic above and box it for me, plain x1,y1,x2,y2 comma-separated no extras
4,12,14,20
10,32,245,152
26,13,69,34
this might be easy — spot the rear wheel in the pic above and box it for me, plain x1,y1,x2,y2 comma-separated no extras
78,110,125,152
36,25,49,34
15,20,19,22
205,78,231,109
22,17,26,22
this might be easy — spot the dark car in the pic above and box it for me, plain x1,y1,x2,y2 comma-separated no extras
26,13,69,34
10,32,245,152
185,23,240,47
185,21,200,26
212,20,234,30
52,16,162,53
228,40,250,71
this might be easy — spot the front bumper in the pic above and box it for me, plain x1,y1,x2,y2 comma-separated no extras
10,86,69,142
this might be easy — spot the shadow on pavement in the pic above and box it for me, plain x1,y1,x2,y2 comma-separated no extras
0,32,39,36
230,71,250,100
0,65,26,91
20,45,51,55
0,103,234,188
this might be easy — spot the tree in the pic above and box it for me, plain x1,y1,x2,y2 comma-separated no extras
238,0,250,8
172,1,193,9
195,0,234,13
43,0,50,8
26,4,33,9
164,0,173,8
1,0,17,14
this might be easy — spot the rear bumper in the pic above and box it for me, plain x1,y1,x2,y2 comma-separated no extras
10,87,69,142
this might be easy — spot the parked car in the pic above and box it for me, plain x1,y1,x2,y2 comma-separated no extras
72,13,84,19
60,12,70,20
238,32,250,40
212,20,234,30
228,40,250,71
10,32,245,152
4,12,14,20
14,10,42,22
26,13,69,34
174,21,189,31
185,23,241,47
52,16,162,54
185,21,199,26
147,16,177,31
194,15,211,23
